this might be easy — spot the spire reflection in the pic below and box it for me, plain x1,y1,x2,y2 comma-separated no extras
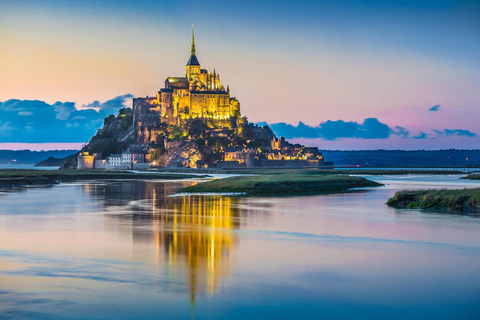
160,195,239,298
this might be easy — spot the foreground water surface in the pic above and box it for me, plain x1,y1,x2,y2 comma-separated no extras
1,175,479,319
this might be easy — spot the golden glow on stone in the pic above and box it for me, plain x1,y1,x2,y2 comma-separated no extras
150,29,241,125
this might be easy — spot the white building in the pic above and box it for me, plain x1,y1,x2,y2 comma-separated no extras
105,154,122,170
121,149,133,169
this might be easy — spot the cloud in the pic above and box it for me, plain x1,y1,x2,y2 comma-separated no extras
258,118,395,140
412,129,476,139
81,94,133,112
259,119,476,141
392,126,409,138
433,129,476,137
0,122,16,136
54,102,76,120
413,132,430,139
429,105,441,111
0,94,132,143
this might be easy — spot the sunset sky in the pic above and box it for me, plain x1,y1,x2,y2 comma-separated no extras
1,0,479,150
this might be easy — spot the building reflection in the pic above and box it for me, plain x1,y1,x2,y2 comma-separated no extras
82,180,241,304
159,195,239,307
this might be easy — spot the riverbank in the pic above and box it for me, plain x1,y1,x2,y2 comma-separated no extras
177,174,382,196
0,170,202,189
386,188,480,214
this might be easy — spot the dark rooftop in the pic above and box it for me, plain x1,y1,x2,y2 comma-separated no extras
186,54,200,66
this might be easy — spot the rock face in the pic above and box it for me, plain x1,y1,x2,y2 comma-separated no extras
158,141,201,168
82,108,134,158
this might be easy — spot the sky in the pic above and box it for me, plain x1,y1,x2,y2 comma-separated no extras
0,0,479,150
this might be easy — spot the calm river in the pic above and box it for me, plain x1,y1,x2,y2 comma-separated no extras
0,175,479,319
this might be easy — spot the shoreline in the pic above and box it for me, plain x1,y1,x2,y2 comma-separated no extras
176,174,383,196
0,169,204,190
150,168,471,176
463,174,480,180
386,188,480,214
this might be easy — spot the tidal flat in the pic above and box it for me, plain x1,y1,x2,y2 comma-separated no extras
177,173,382,195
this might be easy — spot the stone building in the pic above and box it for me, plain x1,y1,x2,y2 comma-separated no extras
133,26,241,143
224,147,256,163
79,146,151,170
77,152,102,170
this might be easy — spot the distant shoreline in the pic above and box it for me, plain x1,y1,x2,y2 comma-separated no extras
0,170,203,190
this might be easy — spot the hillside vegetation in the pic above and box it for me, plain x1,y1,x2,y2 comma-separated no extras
82,108,134,157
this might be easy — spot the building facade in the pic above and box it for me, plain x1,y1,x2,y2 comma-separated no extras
133,26,241,143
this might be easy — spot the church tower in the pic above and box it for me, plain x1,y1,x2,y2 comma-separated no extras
186,25,201,80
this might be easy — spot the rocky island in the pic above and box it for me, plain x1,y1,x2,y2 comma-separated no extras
73,27,329,171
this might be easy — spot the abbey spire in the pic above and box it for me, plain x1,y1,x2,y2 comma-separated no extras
186,25,200,67
191,24,196,55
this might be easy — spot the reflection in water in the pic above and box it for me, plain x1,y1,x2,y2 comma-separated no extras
162,196,239,312
83,181,241,310
2,176,480,319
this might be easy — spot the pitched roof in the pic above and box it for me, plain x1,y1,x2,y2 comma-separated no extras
186,54,200,66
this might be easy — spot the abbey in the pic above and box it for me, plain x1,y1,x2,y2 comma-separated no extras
74,27,328,169
133,26,240,142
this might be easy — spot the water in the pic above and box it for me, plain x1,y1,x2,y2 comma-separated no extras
0,175,479,319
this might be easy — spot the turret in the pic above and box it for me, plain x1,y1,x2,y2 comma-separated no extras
186,25,201,80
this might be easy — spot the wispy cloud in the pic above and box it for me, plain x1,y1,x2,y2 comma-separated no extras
413,132,430,139
257,118,394,141
259,119,476,141
433,129,476,137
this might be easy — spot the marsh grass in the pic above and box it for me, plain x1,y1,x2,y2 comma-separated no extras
179,174,382,195
463,174,480,180
387,188,480,213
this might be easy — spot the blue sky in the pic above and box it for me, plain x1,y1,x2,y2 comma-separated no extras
1,0,479,149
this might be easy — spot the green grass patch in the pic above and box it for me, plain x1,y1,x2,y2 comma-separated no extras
178,174,382,196
386,188,480,214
